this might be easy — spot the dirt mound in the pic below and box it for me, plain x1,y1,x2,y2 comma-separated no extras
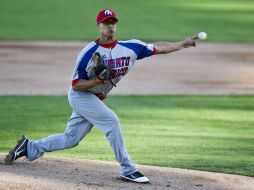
0,154,253,190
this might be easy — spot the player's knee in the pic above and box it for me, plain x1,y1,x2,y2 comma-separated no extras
71,140,80,147
66,138,80,148
110,113,120,128
103,110,120,125
63,133,81,148
105,113,120,136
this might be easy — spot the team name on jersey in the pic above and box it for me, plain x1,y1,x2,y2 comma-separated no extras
105,56,130,78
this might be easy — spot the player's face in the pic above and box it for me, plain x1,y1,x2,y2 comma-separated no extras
98,18,117,38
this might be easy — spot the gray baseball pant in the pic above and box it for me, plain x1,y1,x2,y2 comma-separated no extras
27,88,136,176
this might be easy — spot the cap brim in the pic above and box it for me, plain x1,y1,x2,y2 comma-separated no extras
98,16,118,24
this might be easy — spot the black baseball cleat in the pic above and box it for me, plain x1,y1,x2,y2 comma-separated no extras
4,135,29,165
119,171,150,183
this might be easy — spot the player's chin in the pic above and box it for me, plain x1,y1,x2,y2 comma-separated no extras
107,31,116,38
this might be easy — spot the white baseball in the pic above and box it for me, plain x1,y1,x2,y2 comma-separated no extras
198,32,207,40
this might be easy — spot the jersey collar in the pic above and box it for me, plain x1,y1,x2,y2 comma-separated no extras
95,39,118,49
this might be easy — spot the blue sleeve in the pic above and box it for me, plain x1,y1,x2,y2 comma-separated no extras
76,44,99,79
118,40,155,60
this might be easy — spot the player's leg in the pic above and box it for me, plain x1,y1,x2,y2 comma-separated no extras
69,90,149,183
27,111,93,161
4,111,93,164
69,89,148,183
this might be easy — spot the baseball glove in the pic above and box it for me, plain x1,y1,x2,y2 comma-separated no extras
92,52,116,86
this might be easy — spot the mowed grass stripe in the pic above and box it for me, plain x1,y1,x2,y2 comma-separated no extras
0,0,253,41
0,95,253,176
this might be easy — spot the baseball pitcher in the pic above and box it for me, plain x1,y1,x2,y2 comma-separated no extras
5,9,201,183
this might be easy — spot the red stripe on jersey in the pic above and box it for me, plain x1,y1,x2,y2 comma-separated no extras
152,46,157,55
95,94,106,101
72,79,79,86
95,39,118,49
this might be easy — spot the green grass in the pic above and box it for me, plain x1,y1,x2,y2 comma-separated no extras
0,95,253,177
0,0,254,42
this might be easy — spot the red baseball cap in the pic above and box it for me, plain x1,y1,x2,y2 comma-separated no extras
96,9,118,24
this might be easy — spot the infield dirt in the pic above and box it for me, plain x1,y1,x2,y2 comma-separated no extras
0,41,254,95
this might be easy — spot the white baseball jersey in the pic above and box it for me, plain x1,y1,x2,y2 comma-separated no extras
72,39,155,96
